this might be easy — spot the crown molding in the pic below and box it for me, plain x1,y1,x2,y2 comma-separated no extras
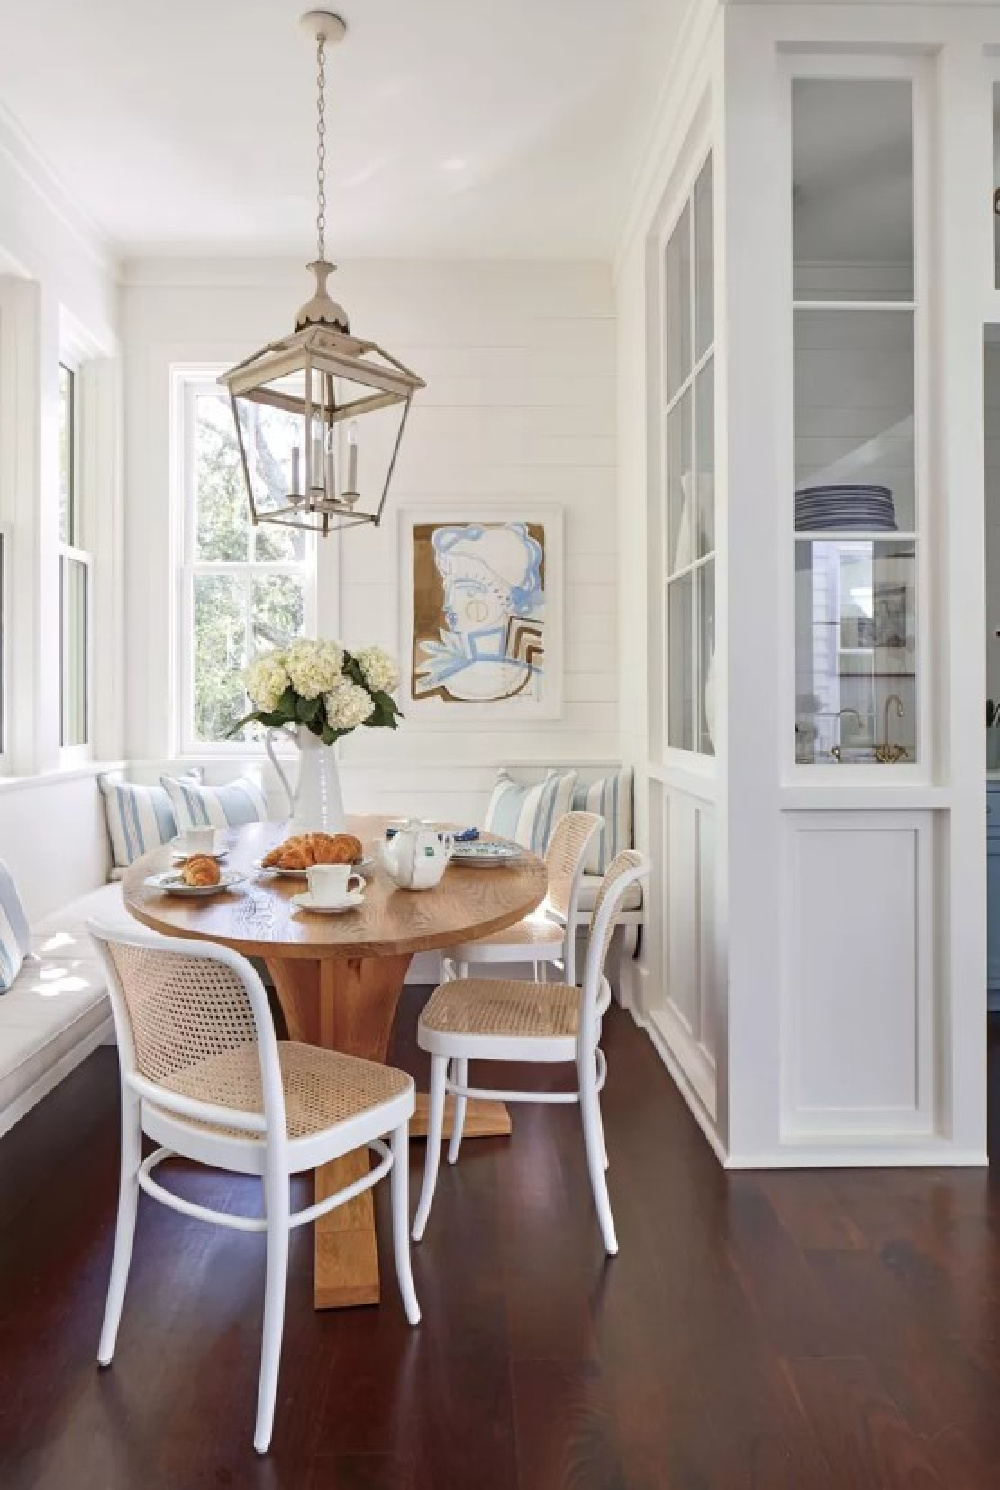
0,102,115,277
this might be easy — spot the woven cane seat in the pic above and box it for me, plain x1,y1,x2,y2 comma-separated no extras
421,978,580,1041
464,915,565,949
156,1041,412,1141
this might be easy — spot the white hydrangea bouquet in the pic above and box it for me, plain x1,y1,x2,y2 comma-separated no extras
236,638,402,744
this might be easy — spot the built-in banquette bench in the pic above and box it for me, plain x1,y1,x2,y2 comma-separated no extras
0,760,641,1137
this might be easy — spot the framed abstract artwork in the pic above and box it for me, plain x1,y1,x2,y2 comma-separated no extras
400,506,564,720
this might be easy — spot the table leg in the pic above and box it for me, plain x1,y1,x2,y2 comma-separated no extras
267,953,411,1311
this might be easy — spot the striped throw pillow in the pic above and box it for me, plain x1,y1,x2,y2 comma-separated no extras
572,769,633,874
100,771,202,872
163,772,269,831
485,769,577,855
0,859,30,993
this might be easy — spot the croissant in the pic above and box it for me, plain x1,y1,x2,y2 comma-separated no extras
277,847,310,871
311,832,362,865
182,854,221,888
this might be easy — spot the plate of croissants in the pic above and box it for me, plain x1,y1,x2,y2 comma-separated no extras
256,832,373,878
144,856,246,897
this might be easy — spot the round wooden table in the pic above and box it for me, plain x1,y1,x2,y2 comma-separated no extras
122,816,547,1311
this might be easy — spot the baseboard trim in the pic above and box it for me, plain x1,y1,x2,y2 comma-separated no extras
0,1013,114,1140
631,1003,729,1168
723,1145,990,1171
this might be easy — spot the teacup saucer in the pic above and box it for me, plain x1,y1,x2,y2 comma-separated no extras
292,891,365,915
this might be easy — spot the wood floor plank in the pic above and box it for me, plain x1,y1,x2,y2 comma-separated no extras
785,1356,949,1489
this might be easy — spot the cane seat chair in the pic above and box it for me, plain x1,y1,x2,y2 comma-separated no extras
413,850,650,1254
442,811,602,987
87,920,420,1455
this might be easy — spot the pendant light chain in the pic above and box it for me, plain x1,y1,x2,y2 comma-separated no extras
315,32,327,261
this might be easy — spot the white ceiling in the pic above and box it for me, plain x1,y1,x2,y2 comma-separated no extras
0,0,686,260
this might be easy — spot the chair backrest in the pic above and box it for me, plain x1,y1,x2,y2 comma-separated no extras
544,811,603,922
578,850,649,1051
87,918,286,1143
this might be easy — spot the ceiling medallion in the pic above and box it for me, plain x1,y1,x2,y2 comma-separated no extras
219,10,425,535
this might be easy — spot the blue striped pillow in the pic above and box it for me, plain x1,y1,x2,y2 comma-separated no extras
572,769,633,874
100,771,202,871
163,772,269,831
0,858,30,993
485,770,577,855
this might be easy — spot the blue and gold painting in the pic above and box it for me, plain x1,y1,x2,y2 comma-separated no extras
411,520,546,703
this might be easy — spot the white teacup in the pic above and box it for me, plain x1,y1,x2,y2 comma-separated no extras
306,864,364,907
180,825,218,856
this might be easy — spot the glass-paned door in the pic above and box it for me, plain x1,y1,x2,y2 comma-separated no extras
663,155,716,757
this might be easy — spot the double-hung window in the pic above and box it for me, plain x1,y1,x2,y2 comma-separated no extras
179,378,315,749
59,361,91,756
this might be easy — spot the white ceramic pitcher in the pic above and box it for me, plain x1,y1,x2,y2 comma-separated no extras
380,820,454,891
265,726,346,834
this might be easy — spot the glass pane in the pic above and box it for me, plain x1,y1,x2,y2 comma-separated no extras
251,574,306,656
251,402,306,562
793,79,913,302
666,387,693,574
58,364,74,546
695,357,715,557
795,538,916,765
60,555,87,747
698,560,716,757
794,308,915,534
694,156,713,358
664,202,692,401
195,393,250,562
193,573,248,742
668,574,694,751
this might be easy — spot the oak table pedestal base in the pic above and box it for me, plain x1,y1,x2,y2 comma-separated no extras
268,952,510,1310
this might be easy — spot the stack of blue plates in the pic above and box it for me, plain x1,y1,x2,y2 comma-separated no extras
795,484,897,533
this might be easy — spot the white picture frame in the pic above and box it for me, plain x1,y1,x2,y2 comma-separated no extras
399,504,564,722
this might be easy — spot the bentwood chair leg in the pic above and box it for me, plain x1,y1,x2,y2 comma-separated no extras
254,1165,291,1455
413,1054,448,1241
579,1058,618,1256
447,1058,468,1165
97,1093,142,1367
391,1124,421,1325
595,1052,609,1170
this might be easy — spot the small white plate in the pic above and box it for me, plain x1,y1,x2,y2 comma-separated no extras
257,856,375,879
292,891,365,915
144,869,245,897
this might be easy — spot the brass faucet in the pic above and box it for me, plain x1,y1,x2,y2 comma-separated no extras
875,694,908,764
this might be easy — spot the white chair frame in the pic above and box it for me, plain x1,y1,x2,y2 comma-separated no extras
442,812,603,987
412,852,650,1255
87,918,420,1455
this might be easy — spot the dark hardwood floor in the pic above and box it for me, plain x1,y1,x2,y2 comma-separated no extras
4,998,1000,1489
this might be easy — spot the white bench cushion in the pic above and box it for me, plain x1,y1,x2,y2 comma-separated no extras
0,883,128,1129
576,873,643,915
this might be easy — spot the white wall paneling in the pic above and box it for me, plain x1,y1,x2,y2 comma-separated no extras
782,811,935,1140
122,261,618,798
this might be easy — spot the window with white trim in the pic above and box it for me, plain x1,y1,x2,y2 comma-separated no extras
179,379,315,749
59,361,91,754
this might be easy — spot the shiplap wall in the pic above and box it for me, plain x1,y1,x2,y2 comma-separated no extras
121,260,617,822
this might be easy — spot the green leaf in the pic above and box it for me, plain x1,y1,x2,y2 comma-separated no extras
296,695,321,725
321,725,337,746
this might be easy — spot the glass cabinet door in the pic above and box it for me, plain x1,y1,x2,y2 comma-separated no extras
791,78,919,765
663,155,716,759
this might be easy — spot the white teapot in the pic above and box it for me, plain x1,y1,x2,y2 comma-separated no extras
380,820,454,891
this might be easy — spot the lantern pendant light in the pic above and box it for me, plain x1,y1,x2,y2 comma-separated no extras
219,10,425,535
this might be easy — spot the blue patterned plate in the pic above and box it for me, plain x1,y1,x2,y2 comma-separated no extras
450,841,521,868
